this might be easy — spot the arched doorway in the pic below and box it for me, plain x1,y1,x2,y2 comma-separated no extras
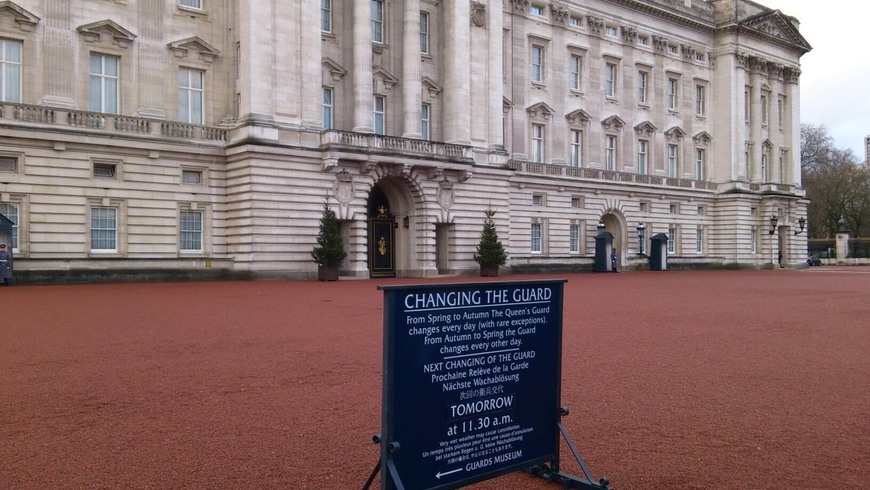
366,178,417,278
599,212,624,266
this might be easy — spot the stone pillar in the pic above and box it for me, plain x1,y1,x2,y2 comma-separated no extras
749,57,765,182
402,0,421,138
136,0,167,118
768,62,784,184
40,0,75,108
835,231,849,263
352,0,374,133
784,67,801,186
443,0,471,144
487,1,504,150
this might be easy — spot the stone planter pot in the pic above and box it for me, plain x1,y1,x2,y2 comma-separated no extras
479,265,499,277
317,265,339,281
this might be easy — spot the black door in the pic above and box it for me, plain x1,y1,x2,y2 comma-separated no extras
369,204,396,278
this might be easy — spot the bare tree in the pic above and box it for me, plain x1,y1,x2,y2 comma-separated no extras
800,123,835,173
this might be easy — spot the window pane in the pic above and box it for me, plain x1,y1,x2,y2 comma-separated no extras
0,203,18,249
180,211,203,251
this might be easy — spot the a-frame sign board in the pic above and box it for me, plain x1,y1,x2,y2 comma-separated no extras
363,280,612,490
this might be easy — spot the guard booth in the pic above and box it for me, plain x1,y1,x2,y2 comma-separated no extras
594,232,614,273
649,233,669,271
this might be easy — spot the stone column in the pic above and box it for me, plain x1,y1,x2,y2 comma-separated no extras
402,0,421,138
40,0,75,108
443,0,471,144
352,0,374,133
784,67,801,186
768,62,784,184
136,0,167,118
487,1,504,150
749,57,765,182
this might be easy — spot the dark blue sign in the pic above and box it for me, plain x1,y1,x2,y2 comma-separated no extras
378,280,565,489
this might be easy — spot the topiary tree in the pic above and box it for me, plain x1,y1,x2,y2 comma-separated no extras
311,199,347,272
473,208,508,274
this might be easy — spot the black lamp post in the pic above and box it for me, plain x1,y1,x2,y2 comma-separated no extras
769,215,778,235
794,216,806,235
636,223,646,256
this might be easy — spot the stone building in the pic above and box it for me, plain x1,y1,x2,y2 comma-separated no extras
0,0,810,281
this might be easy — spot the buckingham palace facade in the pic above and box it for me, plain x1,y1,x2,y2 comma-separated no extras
0,0,810,281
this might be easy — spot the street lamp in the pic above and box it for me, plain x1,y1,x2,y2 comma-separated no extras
636,223,646,256
769,215,778,235
597,222,606,235
794,217,806,235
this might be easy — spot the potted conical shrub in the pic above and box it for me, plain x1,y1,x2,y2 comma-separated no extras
473,208,508,277
311,199,347,281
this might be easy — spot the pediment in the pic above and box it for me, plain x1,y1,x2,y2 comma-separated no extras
664,126,686,140
565,108,591,126
373,66,399,93
741,10,812,53
421,77,442,98
526,102,555,120
0,1,40,31
634,120,657,136
503,96,513,113
168,36,220,63
693,131,712,144
601,115,626,131
77,20,137,48
321,57,346,82
762,138,774,149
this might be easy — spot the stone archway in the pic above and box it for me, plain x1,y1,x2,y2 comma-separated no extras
366,177,419,277
599,211,626,266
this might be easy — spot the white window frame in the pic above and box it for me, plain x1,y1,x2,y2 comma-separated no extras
569,130,582,167
667,144,678,178
371,0,385,44
568,16,582,28
696,225,704,254
761,151,768,181
420,11,430,54
421,103,431,140
180,210,204,253
531,222,542,253
322,87,334,129
90,206,118,253
373,95,386,135
604,26,618,38
182,169,204,185
637,35,649,47
605,135,617,171
569,54,582,91
569,223,580,253
605,63,617,98
89,53,119,114
750,226,758,253
695,148,705,180
530,45,544,84
321,0,332,33
179,0,202,9
637,70,648,105
761,93,769,125
638,139,648,174
530,4,545,17
667,226,677,254
531,123,545,163
695,84,706,116
0,202,19,250
0,38,23,103
179,67,205,124
667,77,679,111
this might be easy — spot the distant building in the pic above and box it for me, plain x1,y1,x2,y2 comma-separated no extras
0,0,812,281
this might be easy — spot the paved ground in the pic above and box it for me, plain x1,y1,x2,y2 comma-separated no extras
1,268,867,489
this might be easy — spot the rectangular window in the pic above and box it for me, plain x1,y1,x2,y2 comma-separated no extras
569,16,582,28
667,44,678,55
0,155,17,173
179,0,201,8
531,222,542,253
569,55,582,91
532,194,543,206
669,203,678,214
639,201,648,212
605,63,617,98
371,0,384,44
696,226,703,254
321,0,332,33
695,84,705,116
750,226,758,253
90,207,117,252
637,36,649,47
179,67,205,124
569,130,582,167
637,139,648,174
89,54,119,114
745,88,751,123
695,52,705,62
605,135,616,171
761,94,769,125
373,95,385,135
667,226,676,254
420,12,430,54
530,45,544,83
421,103,431,140
569,224,580,253
530,4,545,16
667,77,678,111
531,123,545,163
637,71,648,104
93,162,117,179
695,148,705,180
667,144,678,177
778,96,785,128
182,169,203,185
180,210,203,252
322,87,334,129
0,38,23,103
604,26,618,38
0,203,18,250
571,197,582,208
761,152,768,181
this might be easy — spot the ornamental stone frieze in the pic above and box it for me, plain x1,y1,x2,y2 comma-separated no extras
634,121,657,137
784,67,801,84
680,43,696,61
470,2,486,28
511,0,530,13
768,62,784,80
601,115,626,131
436,179,455,210
749,56,769,74
333,170,354,204
587,16,604,34
735,51,750,69
665,126,686,141
621,26,637,43
551,5,569,24
652,35,668,52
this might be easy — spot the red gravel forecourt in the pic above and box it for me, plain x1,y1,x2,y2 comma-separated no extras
1,268,868,489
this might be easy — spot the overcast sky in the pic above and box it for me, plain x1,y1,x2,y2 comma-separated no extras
756,0,869,161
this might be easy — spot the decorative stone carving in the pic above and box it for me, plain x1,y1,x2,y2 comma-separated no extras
437,179,455,209
749,56,768,74
736,51,750,69
168,36,221,63
511,0,530,13
0,1,40,32
634,121,657,137
768,62,784,80
471,2,486,28
621,26,637,43
693,131,713,147
601,115,626,131
551,5,569,24
333,170,354,204
321,58,347,82
526,102,555,121
565,109,591,127
665,126,686,141
77,19,137,48
587,16,604,34
784,67,801,84
652,35,668,52
680,43,696,60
